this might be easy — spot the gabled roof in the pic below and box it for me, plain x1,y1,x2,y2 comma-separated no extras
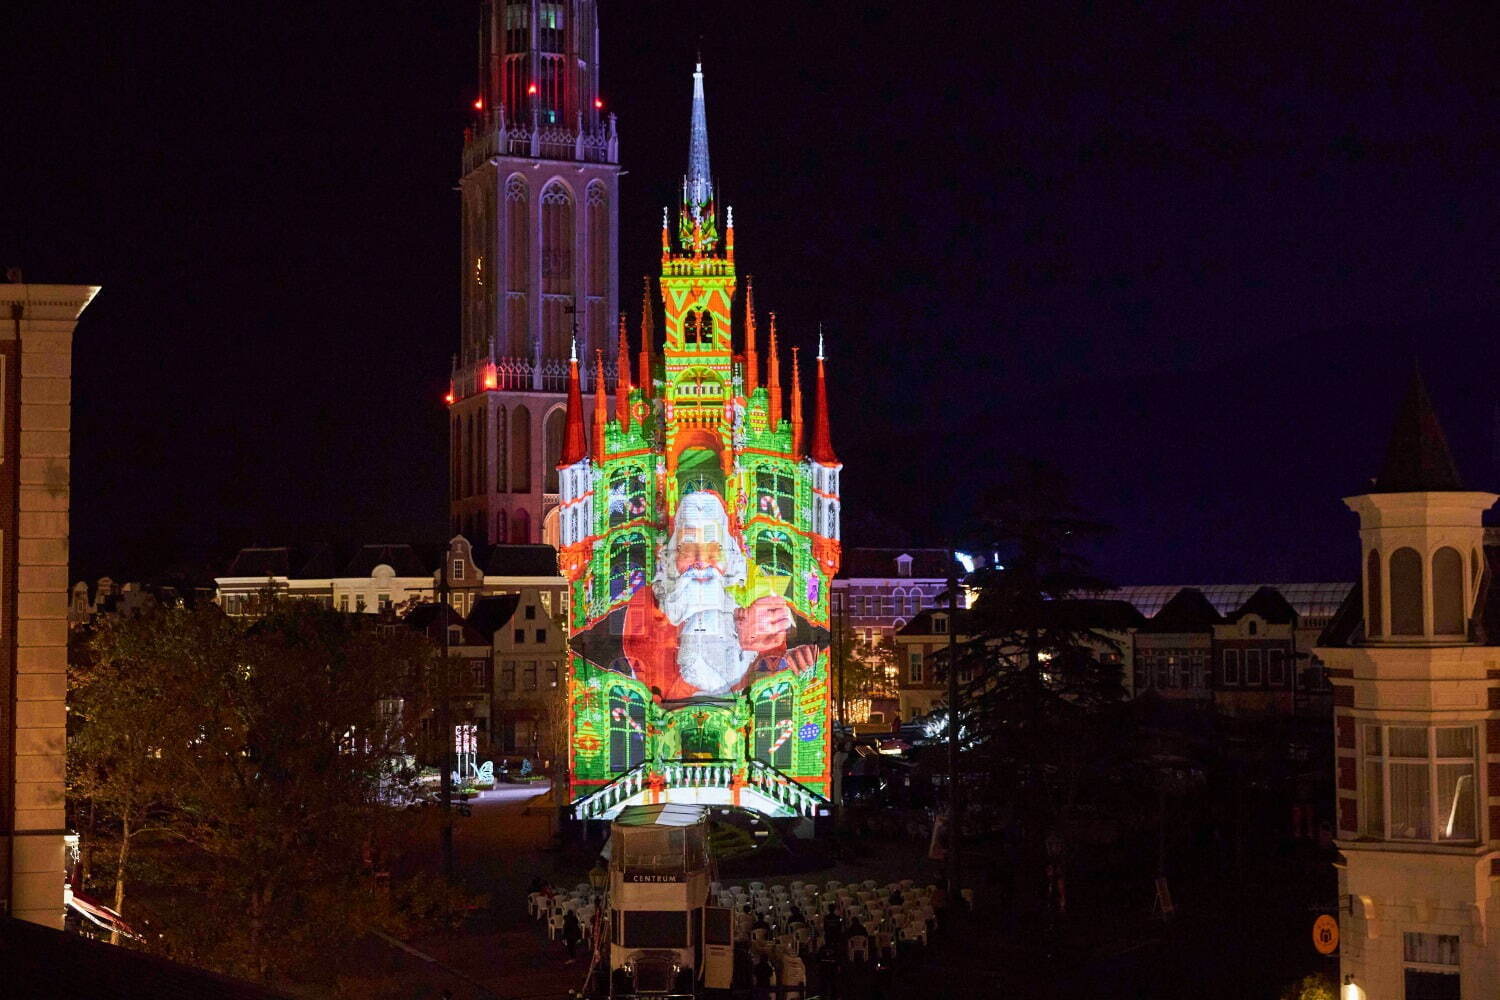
1371,367,1465,493
467,594,523,639
1226,586,1298,625
839,548,957,580
404,602,486,645
225,547,292,578
342,544,430,578
1138,588,1223,633
896,607,972,637
295,543,345,579
1041,598,1146,631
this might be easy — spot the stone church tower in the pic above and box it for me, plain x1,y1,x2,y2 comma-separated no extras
1320,372,1499,1000
448,0,621,545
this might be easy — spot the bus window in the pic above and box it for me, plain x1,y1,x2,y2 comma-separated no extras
623,910,688,948
704,906,732,945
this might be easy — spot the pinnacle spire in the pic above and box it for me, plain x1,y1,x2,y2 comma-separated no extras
744,277,759,393
593,350,609,459
558,345,587,467
811,334,838,465
767,312,782,427
790,346,804,457
679,60,717,250
616,314,632,429
1372,365,1465,493
638,277,654,398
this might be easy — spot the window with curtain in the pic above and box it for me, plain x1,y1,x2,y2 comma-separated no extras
1362,723,1476,842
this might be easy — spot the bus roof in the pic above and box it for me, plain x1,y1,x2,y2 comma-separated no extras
613,803,708,828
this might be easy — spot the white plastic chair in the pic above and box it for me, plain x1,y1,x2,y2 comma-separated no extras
847,934,870,962
547,908,565,940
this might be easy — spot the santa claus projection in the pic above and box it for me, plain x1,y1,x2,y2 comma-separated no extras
570,491,822,700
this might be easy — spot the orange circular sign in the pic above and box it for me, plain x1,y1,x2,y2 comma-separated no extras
1312,914,1340,955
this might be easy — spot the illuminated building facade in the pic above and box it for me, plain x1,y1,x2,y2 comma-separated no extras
449,0,621,546
1,281,97,927
1319,373,1500,1000
558,64,839,822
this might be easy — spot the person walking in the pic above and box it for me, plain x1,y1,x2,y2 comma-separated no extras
562,909,583,964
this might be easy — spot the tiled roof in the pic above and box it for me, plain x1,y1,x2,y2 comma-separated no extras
1371,367,1465,493
467,594,522,638
1137,588,1224,633
473,544,560,577
224,547,292,578
341,544,431,578
1,916,292,999
1227,586,1299,624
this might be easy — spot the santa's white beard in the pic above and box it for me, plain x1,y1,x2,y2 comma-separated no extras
660,568,734,626
676,611,754,695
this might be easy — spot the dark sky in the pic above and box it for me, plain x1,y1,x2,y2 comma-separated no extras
7,1,1500,587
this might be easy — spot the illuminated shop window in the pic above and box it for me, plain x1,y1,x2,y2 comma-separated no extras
754,466,796,522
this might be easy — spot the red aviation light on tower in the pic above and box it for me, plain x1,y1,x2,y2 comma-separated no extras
483,361,498,390
472,97,484,111
444,386,455,405
527,83,538,95
594,97,604,110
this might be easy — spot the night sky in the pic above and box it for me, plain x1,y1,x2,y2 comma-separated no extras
7,1,1500,588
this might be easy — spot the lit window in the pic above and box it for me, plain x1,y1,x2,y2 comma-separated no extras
933,616,948,635
1362,724,1476,842
452,559,465,581
908,651,923,684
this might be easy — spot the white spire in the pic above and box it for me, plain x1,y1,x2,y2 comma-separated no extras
686,60,712,217
570,334,578,363
817,324,825,361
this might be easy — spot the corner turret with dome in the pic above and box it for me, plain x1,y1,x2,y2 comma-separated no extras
555,61,842,823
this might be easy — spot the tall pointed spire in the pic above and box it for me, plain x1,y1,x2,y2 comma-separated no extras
638,277,654,398
616,313,632,429
558,337,587,467
593,349,609,459
767,312,782,427
678,60,718,251
811,330,838,466
1372,365,1465,492
744,277,759,393
790,346,804,457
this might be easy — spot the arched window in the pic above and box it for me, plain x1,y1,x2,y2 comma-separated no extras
512,508,531,544
505,176,530,357
755,530,795,577
464,413,475,498
753,681,795,769
1366,549,1383,637
755,466,796,522
608,466,649,526
608,686,646,772
608,532,648,600
1433,547,1465,635
450,416,461,502
493,510,507,544
543,407,565,492
541,182,573,358
477,407,488,496
1390,547,1424,636
587,182,608,297
511,404,531,492
494,406,508,492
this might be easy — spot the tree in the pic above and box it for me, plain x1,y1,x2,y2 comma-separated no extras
949,460,1133,914
75,599,459,983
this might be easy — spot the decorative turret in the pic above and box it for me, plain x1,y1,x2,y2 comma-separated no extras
678,61,718,252
559,338,587,467
744,277,759,393
810,330,838,466
790,346,804,458
639,277,654,398
1345,368,1495,643
616,314,632,429
767,313,782,427
593,350,609,459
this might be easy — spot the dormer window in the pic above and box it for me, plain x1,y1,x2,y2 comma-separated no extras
448,626,464,646
933,615,948,635
1247,619,1258,636
896,554,913,578
452,559,465,582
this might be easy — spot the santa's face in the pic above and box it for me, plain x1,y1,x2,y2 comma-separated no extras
674,516,728,580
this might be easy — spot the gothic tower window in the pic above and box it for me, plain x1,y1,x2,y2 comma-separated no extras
505,176,530,357
511,404,532,492
1366,549,1383,638
1389,547,1424,636
543,406,565,493
755,466,796,522
608,686,646,772
541,182,573,359
608,531,648,600
608,466,648,527
1432,546,1465,635
587,183,608,355
755,530,795,578
512,508,531,545
494,406,508,492
753,682,794,769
